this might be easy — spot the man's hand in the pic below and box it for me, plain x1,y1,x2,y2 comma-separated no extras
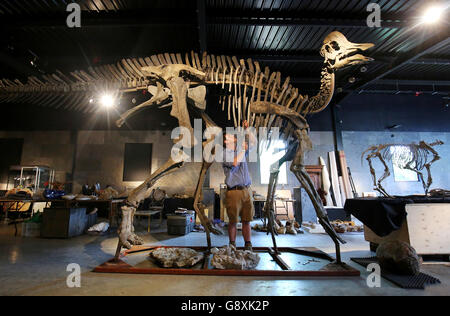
243,119,257,149
241,139,249,151
243,120,249,130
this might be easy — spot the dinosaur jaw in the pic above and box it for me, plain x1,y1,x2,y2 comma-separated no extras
333,44,374,69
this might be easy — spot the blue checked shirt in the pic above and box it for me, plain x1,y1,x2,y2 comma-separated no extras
222,148,252,188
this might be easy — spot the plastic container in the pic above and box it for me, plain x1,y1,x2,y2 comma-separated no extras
167,213,195,236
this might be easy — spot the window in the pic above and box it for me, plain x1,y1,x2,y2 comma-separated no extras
390,145,418,182
260,140,287,185
123,143,152,182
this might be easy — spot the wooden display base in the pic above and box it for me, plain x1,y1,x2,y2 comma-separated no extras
93,246,360,277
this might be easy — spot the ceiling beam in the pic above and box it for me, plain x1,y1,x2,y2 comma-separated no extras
240,54,450,65
197,0,207,52
333,31,450,103
373,79,450,86
0,8,408,29
206,9,408,28
0,9,197,28
290,78,450,87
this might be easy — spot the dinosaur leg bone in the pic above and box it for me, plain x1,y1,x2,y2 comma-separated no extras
291,164,345,263
114,157,184,259
404,161,427,195
420,141,441,195
264,169,280,254
193,161,223,250
375,152,393,198
366,154,382,195
290,129,345,262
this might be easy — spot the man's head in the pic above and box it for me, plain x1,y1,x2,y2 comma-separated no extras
224,132,237,150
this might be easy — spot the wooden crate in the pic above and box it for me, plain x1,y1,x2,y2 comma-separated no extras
41,208,87,239
365,203,450,255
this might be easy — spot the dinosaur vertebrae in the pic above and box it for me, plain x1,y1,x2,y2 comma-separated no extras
0,51,333,120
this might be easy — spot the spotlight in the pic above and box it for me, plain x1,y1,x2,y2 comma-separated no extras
100,94,114,108
421,5,443,24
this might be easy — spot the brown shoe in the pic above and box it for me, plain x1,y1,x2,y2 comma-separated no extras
244,241,253,251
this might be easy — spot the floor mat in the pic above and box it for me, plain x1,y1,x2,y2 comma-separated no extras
351,257,441,289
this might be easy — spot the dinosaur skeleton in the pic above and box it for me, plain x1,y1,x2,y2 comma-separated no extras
0,31,374,263
362,140,444,197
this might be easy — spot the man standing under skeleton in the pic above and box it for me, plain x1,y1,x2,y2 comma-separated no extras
223,120,257,251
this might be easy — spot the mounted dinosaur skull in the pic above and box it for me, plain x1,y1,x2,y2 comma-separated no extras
320,31,374,69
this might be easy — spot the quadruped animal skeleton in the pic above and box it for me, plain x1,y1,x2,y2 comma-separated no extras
0,31,374,264
362,140,444,197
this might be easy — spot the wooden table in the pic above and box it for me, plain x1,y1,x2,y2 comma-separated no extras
135,208,163,233
0,199,50,223
252,198,296,220
0,198,124,226
57,199,124,227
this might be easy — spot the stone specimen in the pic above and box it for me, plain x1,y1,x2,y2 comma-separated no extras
285,220,298,235
151,247,204,268
376,240,421,275
210,245,260,270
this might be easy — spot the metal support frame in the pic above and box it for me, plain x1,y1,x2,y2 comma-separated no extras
94,246,360,276
331,104,343,153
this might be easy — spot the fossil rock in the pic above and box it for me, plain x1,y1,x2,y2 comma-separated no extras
376,240,421,276
210,245,260,270
285,220,298,235
151,247,204,268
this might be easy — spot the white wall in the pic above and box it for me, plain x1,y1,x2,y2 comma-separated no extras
1,130,449,199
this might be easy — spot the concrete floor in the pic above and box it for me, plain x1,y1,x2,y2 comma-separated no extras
0,219,448,296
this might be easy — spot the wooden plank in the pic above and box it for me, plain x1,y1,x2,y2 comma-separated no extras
338,150,354,199
319,156,333,207
406,203,450,255
364,222,410,246
338,176,347,206
328,152,342,207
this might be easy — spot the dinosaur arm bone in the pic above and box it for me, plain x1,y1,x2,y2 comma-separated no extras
116,83,170,127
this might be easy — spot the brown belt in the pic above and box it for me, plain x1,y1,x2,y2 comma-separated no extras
228,185,249,191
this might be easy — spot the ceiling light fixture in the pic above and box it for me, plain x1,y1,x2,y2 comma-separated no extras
100,94,114,108
421,5,443,24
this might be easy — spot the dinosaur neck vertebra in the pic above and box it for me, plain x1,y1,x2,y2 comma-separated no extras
303,64,335,115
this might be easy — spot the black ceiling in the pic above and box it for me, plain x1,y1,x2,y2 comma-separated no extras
0,0,449,123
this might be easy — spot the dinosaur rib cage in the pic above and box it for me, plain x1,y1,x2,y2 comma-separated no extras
364,144,435,171
0,51,324,137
